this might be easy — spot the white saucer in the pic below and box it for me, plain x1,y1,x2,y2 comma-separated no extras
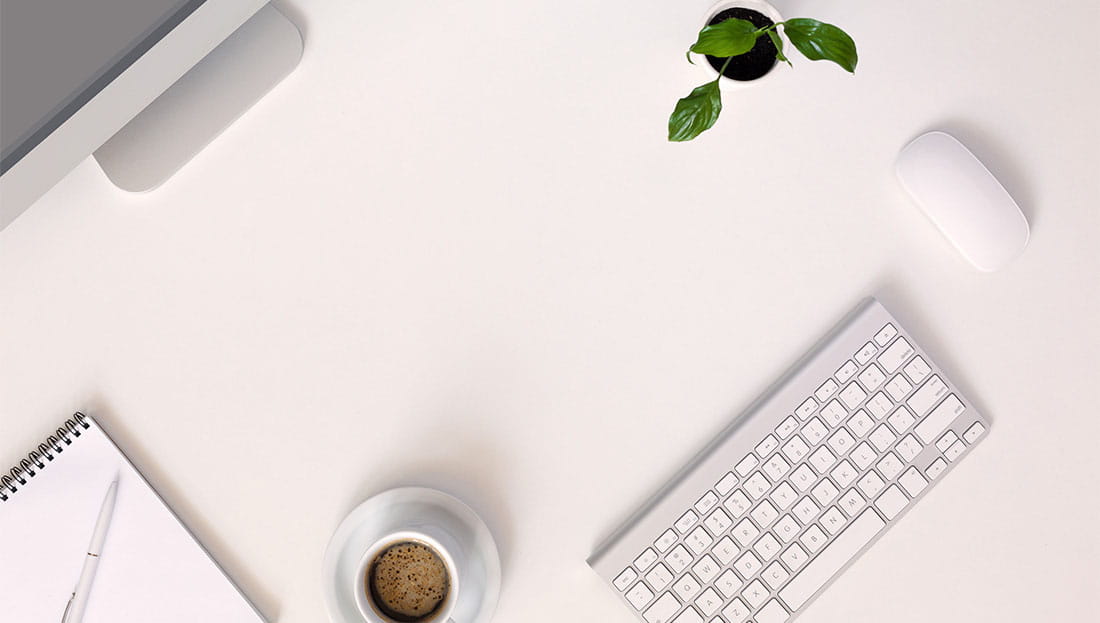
322,487,501,623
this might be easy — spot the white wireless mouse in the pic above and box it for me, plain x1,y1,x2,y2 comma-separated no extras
896,131,1029,271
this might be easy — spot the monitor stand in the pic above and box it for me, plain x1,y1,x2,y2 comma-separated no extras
93,4,302,192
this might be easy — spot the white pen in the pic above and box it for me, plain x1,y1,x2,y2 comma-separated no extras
62,479,119,623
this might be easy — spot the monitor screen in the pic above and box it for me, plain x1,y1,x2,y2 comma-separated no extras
0,0,206,174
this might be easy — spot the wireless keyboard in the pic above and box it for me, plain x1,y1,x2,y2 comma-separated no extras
589,298,989,623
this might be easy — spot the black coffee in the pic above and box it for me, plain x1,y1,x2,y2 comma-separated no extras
366,540,450,622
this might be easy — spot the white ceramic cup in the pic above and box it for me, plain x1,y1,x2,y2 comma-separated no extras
354,530,459,623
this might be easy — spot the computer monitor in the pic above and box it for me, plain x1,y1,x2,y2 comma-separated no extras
0,0,299,231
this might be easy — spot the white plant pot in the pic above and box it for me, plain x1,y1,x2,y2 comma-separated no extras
693,0,786,90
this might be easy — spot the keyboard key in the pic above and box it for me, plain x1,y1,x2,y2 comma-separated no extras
963,421,986,443
874,323,898,346
839,382,867,409
799,525,828,552
776,415,799,439
781,543,809,569
820,506,847,534
876,452,903,480
851,441,877,470
744,472,771,499
899,466,929,496
866,392,893,419
830,460,858,487
769,482,798,509
695,491,719,514
945,440,966,461
735,454,759,476
925,457,947,480
903,356,931,384
820,399,847,426
755,599,790,623
828,428,856,455
614,568,638,590
741,579,769,608
835,359,859,383
715,569,742,597
685,526,713,555
858,364,887,391
750,500,779,527
634,548,658,571
642,592,679,623
936,431,959,452
793,497,820,524
854,342,877,365
887,406,916,433
753,533,781,559
723,490,752,517
779,509,885,610
712,536,739,565
733,551,762,578
670,607,702,623
915,394,965,443
874,485,909,519
694,587,723,616
838,488,866,516
665,545,692,573
673,573,702,601
763,454,792,481
895,434,922,462
811,479,840,506
704,508,732,535
782,434,812,464
732,518,760,547
655,529,678,552
790,464,816,492
857,470,885,498
809,446,837,473
645,563,674,591
692,554,721,584
877,337,914,373
847,410,874,437
715,472,738,495
675,510,698,534
815,379,839,402
869,424,897,452
885,374,914,402
756,434,780,457
800,418,827,444
908,375,948,416
762,561,790,589
626,581,655,609
721,598,751,623
774,514,801,542
795,398,817,420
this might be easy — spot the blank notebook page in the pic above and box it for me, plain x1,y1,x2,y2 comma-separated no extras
0,415,265,623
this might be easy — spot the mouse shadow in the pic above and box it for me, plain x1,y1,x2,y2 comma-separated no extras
342,422,516,581
924,119,1037,232
81,393,282,623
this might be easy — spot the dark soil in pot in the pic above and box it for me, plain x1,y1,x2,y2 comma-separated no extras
706,7,778,81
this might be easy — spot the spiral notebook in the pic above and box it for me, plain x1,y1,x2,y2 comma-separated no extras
0,413,266,623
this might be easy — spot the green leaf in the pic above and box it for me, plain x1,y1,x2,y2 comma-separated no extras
766,29,791,66
668,81,722,142
689,18,759,58
783,18,858,72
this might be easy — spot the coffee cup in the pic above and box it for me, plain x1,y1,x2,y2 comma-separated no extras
354,530,459,623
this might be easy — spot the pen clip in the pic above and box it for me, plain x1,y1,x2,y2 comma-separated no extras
61,592,74,623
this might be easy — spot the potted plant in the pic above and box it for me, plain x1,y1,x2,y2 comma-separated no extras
668,0,858,141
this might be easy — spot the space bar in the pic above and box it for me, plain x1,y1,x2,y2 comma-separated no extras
779,509,886,610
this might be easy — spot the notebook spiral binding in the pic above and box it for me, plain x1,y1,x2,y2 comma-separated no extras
0,412,90,502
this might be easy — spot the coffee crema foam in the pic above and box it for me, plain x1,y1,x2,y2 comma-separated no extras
367,541,449,622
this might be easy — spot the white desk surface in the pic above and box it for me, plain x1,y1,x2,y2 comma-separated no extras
2,1,1098,621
